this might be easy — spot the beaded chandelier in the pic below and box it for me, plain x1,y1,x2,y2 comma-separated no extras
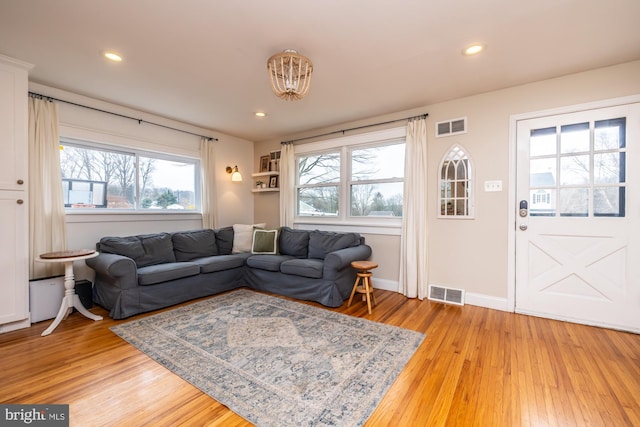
267,49,313,101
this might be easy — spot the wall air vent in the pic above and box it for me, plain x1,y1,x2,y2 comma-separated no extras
428,284,465,306
435,117,467,137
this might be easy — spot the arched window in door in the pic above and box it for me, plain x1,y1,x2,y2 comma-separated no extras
439,144,473,218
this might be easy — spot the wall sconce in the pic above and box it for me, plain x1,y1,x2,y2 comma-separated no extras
225,165,243,182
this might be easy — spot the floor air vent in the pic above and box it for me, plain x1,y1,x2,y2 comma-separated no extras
428,285,465,306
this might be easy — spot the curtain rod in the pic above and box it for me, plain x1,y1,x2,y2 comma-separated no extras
28,91,218,141
281,113,428,145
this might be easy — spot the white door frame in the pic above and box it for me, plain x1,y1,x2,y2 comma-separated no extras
507,94,640,313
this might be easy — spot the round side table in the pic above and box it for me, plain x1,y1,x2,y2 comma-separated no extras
36,249,101,336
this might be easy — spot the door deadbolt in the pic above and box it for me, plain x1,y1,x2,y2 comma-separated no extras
519,200,528,217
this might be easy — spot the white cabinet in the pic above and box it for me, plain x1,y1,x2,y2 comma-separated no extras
0,54,31,332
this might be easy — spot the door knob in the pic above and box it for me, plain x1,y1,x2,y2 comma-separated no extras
17,199,24,204
519,224,527,231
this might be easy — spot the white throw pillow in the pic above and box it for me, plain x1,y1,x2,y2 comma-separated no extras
232,223,266,253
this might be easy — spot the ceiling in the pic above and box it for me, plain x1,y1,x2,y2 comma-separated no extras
1,0,639,142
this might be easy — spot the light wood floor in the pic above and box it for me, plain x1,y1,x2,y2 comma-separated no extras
1,288,638,426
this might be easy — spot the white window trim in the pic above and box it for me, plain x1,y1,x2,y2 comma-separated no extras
294,126,406,234
59,128,201,216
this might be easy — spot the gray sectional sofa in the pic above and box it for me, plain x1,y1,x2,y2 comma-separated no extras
86,226,372,319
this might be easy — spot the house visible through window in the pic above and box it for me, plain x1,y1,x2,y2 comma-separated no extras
439,144,473,218
59,139,199,211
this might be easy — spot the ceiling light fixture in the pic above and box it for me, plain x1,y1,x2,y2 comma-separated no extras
255,112,266,117
103,51,123,62
463,44,485,56
267,49,313,101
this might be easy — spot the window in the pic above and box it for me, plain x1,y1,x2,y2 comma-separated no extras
529,118,626,217
59,139,199,211
439,145,473,218
297,151,340,216
350,143,405,217
295,127,406,224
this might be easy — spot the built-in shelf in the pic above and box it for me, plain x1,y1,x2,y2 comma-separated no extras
252,171,279,192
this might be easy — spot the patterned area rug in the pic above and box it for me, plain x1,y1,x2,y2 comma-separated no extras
111,289,425,427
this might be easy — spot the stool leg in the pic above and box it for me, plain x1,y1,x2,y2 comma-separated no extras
348,275,360,307
364,276,372,314
369,276,376,306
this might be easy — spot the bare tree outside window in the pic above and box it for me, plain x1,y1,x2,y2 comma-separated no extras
59,140,198,210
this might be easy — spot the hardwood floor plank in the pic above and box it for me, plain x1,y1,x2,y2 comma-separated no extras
1,289,638,426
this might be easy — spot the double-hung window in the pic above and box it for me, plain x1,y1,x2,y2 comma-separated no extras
295,127,406,225
60,138,200,211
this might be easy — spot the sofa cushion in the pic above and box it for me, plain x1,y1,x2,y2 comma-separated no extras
172,229,218,261
192,254,246,273
280,258,324,279
137,262,200,286
232,223,266,253
308,230,361,260
252,229,278,254
215,226,234,255
247,254,294,272
278,227,309,258
99,233,176,268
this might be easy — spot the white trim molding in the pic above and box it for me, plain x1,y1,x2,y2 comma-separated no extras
464,292,509,312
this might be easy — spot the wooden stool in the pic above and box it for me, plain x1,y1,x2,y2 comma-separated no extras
348,261,378,314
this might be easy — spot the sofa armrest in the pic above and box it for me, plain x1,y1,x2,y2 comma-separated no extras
323,244,372,278
85,252,138,290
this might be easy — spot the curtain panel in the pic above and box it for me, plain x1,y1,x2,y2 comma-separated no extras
200,137,217,229
399,117,429,299
279,142,295,227
28,97,67,279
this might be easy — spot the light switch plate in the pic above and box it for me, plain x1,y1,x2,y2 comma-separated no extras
484,180,503,192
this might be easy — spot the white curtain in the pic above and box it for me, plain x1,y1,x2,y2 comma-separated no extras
200,137,217,229
28,97,67,279
279,142,295,227
399,117,429,299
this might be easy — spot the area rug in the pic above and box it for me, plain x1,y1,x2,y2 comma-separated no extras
110,289,425,427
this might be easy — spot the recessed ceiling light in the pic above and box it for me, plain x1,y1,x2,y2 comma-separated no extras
463,44,485,56
255,112,266,117
103,51,123,62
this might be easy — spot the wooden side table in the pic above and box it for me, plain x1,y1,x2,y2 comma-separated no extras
348,261,378,314
36,249,101,336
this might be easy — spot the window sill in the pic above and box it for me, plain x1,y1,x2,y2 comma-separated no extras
64,210,202,223
294,218,402,236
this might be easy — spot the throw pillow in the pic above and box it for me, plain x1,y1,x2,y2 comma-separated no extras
252,229,278,254
232,223,266,253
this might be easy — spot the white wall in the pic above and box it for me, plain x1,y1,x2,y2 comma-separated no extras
255,60,640,309
29,83,255,280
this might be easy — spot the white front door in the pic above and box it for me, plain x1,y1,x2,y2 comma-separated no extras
515,103,640,332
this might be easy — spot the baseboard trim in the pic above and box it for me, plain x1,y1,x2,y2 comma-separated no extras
0,317,31,334
370,278,398,292
464,292,509,312
371,280,509,312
